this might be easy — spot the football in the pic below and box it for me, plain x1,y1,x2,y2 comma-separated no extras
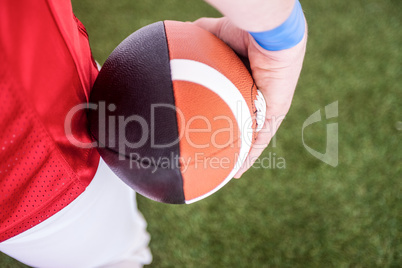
88,20,266,204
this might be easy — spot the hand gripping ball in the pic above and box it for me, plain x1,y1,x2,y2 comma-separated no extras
88,21,266,204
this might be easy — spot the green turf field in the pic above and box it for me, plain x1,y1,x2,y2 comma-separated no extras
1,0,401,267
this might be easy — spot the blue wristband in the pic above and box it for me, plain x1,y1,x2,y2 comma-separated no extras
249,0,305,51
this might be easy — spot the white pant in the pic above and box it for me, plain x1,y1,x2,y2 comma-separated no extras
0,159,152,268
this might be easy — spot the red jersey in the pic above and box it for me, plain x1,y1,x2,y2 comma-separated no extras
0,0,100,242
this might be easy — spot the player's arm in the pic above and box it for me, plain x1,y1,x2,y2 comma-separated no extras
196,0,307,178
204,0,296,32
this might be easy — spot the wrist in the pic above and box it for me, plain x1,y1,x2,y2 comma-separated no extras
248,0,305,51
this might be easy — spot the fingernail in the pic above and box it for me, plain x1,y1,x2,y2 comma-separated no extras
233,173,242,179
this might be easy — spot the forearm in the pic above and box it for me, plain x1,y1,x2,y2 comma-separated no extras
204,0,295,32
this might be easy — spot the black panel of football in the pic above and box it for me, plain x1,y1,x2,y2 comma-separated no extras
88,21,185,204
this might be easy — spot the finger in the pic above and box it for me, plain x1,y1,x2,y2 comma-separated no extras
234,115,285,178
233,128,270,179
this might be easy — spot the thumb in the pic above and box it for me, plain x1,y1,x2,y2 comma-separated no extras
192,17,224,37
193,17,249,57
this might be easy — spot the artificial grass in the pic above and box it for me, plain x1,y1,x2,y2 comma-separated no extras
1,0,401,267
